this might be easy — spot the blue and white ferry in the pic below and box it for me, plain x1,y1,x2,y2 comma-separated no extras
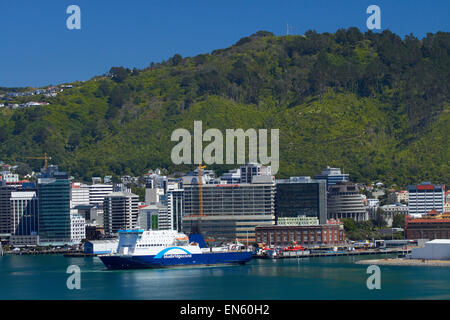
98,229,253,270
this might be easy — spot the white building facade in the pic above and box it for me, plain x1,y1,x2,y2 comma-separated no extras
408,183,445,216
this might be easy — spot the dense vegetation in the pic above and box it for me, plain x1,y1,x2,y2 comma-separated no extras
341,218,404,241
0,28,449,185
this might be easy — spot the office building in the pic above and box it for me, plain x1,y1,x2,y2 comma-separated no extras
138,203,170,230
70,182,90,208
38,170,71,244
167,185,184,232
275,176,327,224
70,213,86,244
327,182,368,221
89,184,114,205
314,166,349,188
0,184,14,236
181,174,275,243
103,192,139,235
10,191,39,236
408,182,445,216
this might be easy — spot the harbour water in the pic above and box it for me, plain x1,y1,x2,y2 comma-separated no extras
1,254,449,300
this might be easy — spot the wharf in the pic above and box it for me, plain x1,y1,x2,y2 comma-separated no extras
254,248,410,259
5,250,84,256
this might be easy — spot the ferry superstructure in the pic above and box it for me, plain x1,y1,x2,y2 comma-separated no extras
98,229,253,270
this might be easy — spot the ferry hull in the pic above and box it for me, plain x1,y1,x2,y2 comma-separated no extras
99,252,253,270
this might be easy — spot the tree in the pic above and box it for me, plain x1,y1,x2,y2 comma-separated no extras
171,54,183,66
373,207,387,228
392,214,405,229
109,67,130,83
341,218,356,233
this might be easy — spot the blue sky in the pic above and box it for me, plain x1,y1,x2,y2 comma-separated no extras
0,0,449,87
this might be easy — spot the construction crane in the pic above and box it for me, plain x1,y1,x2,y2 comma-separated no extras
25,153,52,169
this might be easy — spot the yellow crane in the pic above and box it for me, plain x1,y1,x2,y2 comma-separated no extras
25,153,52,169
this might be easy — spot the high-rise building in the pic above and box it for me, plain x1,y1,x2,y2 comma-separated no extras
0,184,14,236
103,192,139,235
314,166,349,188
167,185,184,232
89,184,113,205
181,174,275,243
10,191,39,236
408,182,445,216
275,176,327,224
327,182,368,221
70,182,90,208
38,174,71,244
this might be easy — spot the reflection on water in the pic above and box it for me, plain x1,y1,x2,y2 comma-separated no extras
1,254,449,300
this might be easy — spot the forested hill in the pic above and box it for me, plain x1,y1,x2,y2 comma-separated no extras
0,28,449,186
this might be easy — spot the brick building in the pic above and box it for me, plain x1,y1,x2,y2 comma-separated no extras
255,222,346,247
406,211,450,240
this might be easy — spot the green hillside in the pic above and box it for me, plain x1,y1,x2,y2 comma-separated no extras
0,28,449,185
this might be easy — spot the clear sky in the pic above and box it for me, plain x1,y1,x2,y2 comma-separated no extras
1,0,449,87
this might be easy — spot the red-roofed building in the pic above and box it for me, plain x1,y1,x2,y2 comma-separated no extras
405,211,450,240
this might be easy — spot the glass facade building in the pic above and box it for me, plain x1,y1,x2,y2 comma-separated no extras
275,177,327,224
38,178,71,242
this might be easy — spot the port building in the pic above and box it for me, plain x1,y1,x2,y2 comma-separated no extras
410,239,450,260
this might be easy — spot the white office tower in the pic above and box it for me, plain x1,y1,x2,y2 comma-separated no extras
103,192,139,235
10,191,38,236
70,213,86,244
70,182,90,208
408,182,445,216
167,184,184,231
145,188,164,205
89,184,113,205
